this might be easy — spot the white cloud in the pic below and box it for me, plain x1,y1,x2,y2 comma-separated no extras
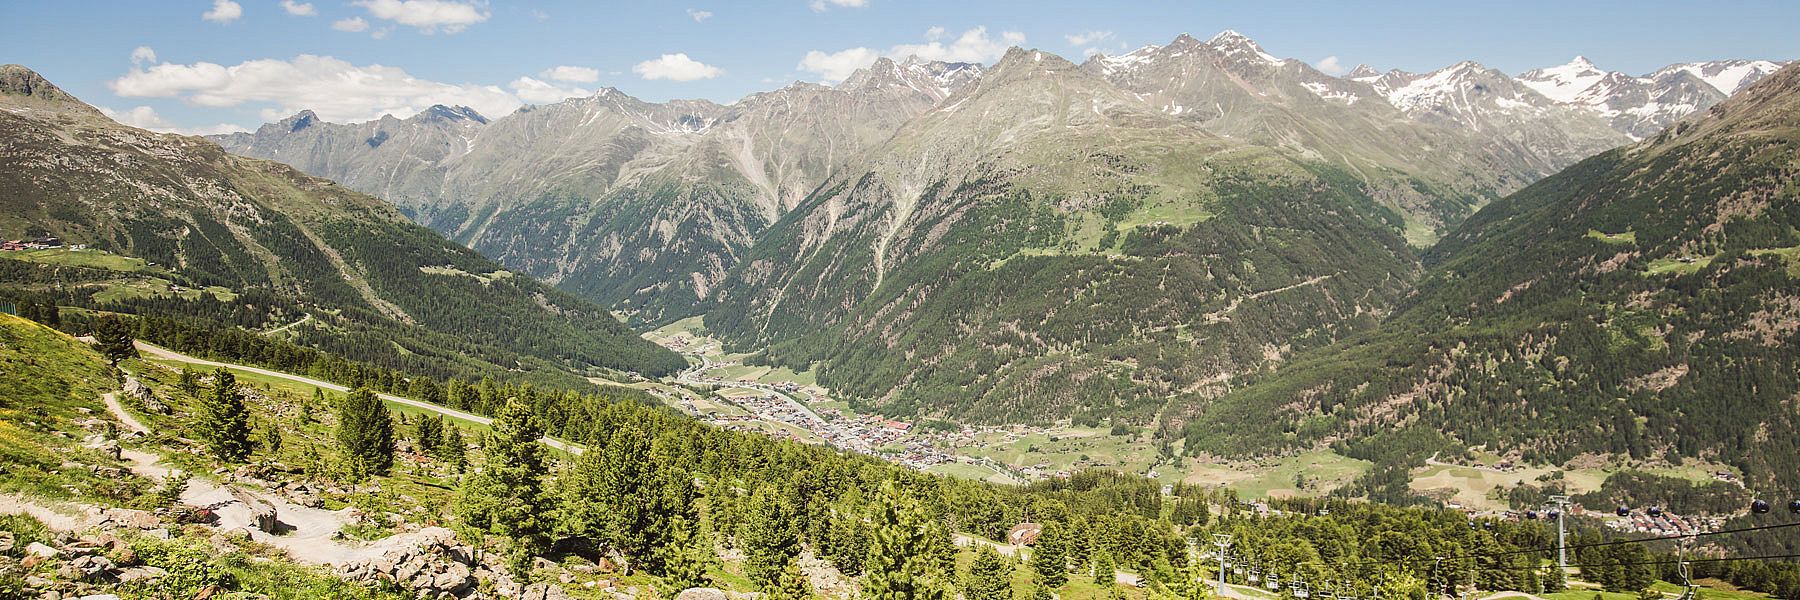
99,105,249,136
109,54,522,124
332,16,369,31
540,65,598,83
280,0,317,16
202,0,243,23
797,48,881,83
131,47,158,66
687,8,712,22
808,0,866,11
354,0,488,34
1316,55,1348,76
509,76,590,105
632,53,723,82
1064,30,1112,47
798,26,1023,83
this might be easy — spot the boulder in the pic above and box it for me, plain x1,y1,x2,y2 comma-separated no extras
25,541,59,558
676,588,730,600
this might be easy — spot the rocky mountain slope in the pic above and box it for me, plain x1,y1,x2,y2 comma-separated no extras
704,48,1420,424
0,65,683,382
216,58,979,323
1517,57,1788,138
1183,62,1800,493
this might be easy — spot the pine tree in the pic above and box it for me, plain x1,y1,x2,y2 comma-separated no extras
337,388,395,479
415,414,443,456
456,398,551,571
263,421,282,456
93,314,137,366
762,560,813,600
439,425,467,473
965,545,1015,600
1032,521,1070,588
196,368,253,462
742,485,801,590
661,517,717,591
1092,550,1116,588
863,482,954,600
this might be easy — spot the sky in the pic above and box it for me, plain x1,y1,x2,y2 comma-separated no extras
3,0,1796,135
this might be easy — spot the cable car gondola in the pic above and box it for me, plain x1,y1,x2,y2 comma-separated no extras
1616,505,1632,517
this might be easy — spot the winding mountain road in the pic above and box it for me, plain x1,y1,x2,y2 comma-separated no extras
132,341,584,455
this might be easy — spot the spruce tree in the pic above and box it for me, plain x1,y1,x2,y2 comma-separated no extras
196,368,253,462
415,414,443,456
93,314,137,366
863,482,954,600
337,388,395,479
1092,550,1116,587
456,398,551,571
440,425,467,473
1032,521,1070,588
742,485,801,590
965,545,1015,600
661,517,717,590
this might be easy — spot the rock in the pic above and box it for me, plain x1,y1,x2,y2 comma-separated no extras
117,566,168,584
60,555,115,582
676,588,730,600
0,531,13,553
102,508,160,530
25,542,59,558
76,595,123,600
143,528,171,540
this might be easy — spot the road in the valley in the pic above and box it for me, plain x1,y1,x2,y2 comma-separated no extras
675,354,827,425
132,341,584,455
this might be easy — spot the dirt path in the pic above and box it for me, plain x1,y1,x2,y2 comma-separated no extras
133,341,583,455
99,391,389,565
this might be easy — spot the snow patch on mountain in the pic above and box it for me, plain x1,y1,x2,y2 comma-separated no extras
1517,56,1608,103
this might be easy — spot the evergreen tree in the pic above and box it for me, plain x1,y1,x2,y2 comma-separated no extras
1544,565,1567,593
440,425,467,473
1092,550,1116,588
196,368,253,462
415,414,443,456
863,482,954,600
742,485,801,590
660,517,717,591
263,421,282,456
337,388,395,479
93,314,137,366
456,398,551,571
1032,521,1070,588
762,561,813,600
965,545,1015,600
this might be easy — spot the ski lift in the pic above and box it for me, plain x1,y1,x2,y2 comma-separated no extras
1267,575,1283,591
1524,510,1538,520
1294,581,1312,599
1789,500,1800,514
1546,509,1560,521
1249,568,1262,583
1648,506,1664,518
1751,499,1771,514
1674,536,1697,600
1482,521,1495,531
1615,505,1631,517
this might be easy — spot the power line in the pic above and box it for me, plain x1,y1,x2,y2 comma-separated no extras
1243,521,1800,572
1464,551,1800,573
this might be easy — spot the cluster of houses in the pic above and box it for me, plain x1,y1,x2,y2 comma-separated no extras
1,236,78,251
1606,509,1722,536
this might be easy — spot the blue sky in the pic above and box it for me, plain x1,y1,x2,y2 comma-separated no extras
3,0,1796,134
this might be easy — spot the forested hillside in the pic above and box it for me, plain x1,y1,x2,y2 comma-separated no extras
0,65,683,385
706,48,1419,425
1182,63,1800,495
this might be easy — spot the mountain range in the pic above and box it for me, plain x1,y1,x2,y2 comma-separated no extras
0,64,684,386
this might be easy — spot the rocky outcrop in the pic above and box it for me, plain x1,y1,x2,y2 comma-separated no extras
338,527,575,600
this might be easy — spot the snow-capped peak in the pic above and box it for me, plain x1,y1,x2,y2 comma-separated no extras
1204,29,1282,65
1650,60,1789,95
1517,56,1610,103
1346,64,1382,82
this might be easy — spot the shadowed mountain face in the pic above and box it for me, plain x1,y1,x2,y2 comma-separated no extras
0,64,685,383
1182,63,1800,493
214,58,981,324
